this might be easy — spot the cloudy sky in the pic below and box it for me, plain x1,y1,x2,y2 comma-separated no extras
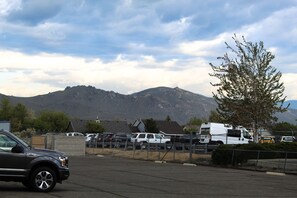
0,0,296,99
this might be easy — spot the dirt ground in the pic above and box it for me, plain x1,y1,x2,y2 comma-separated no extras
86,148,212,164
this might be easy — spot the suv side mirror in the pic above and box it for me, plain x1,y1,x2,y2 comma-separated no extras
11,144,24,153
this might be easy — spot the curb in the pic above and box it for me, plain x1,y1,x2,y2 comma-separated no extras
266,171,286,176
183,163,197,167
155,160,167,164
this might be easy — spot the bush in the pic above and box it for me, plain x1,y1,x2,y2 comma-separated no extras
211,144,235,165
212,142,297,165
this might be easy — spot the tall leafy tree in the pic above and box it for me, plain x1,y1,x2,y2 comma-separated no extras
209,35,288,142
184,117,205,133
0,98,13,121
11,103,29,131
145,118,159,133
86,120,104,133
0,98,33,132
34,111,69,133
208,110,224,123
165,115,171,122
271,122,297,136
188,117,204,126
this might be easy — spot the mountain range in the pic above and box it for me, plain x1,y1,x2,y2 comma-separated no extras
0,85,296,125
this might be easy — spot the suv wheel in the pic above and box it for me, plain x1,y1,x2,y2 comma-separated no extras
140,141,147,149
30,167,57,192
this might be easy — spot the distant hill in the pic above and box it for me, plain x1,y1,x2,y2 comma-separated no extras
0,85,296,125
0,86,216,124
284,100,297,110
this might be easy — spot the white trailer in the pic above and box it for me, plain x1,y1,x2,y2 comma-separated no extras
199,122,252,144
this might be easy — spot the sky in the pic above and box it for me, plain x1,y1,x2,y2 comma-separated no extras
0,0,296,100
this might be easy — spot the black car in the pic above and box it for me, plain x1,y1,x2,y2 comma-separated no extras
179,134,201,144
111,133,131,142
0,130,70,192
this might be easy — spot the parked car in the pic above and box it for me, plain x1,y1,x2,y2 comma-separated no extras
111,133,131,142
131,133,171,144
98,133,114,142
280,136,295,143
87,133,114,147
85,133,98,142
179,134,201,144
259,136,275,144
0,129,69,192
66,132,84,137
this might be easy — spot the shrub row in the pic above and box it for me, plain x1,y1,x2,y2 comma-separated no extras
211,142,297,165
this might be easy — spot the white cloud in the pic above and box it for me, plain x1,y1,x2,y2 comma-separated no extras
177,33,230,57
0,0,21,17
237,6,297,44
32,22,68,44
282,73,297,100
1,49,294,99
163,16,192,38
0,1,296,101
0,50,213,97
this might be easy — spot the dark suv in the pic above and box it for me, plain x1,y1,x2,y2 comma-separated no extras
0,130,69,192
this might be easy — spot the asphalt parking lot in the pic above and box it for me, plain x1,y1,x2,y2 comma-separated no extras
1,155,297,198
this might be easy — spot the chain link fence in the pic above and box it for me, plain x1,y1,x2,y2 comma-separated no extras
86,139,216,162
86,139,297,174
213,149,297,174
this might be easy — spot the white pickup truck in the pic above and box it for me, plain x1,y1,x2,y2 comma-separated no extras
131,133,171,144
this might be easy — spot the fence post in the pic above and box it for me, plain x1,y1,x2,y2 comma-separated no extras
173,143,176,161
147,143,149,160
158,144,161,160
133,142,135,159
283,151,288,173
124,140,128,150
189,132,193,162
231,149,235,166
256,150,260,168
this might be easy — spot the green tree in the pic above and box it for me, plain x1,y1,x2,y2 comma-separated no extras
188,117,204,126
209,35,288,142
86,120,104,133
11,103,30,132
165,115,171,122
184,117,204,133
271,122,297,136
34,111,69,134
0,98,34,132
0,98,13,121
145,118,159,133
208,110,224,123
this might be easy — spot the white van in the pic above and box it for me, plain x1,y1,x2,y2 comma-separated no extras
199,122,252,144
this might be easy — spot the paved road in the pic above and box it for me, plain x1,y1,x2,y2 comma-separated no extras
1,155,297,198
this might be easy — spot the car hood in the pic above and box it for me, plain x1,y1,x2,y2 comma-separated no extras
28,147,66,158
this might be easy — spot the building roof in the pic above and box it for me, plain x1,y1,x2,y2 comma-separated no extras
100,120,131,134
131,119,185,135
155,120,185,135
66,119,132,134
